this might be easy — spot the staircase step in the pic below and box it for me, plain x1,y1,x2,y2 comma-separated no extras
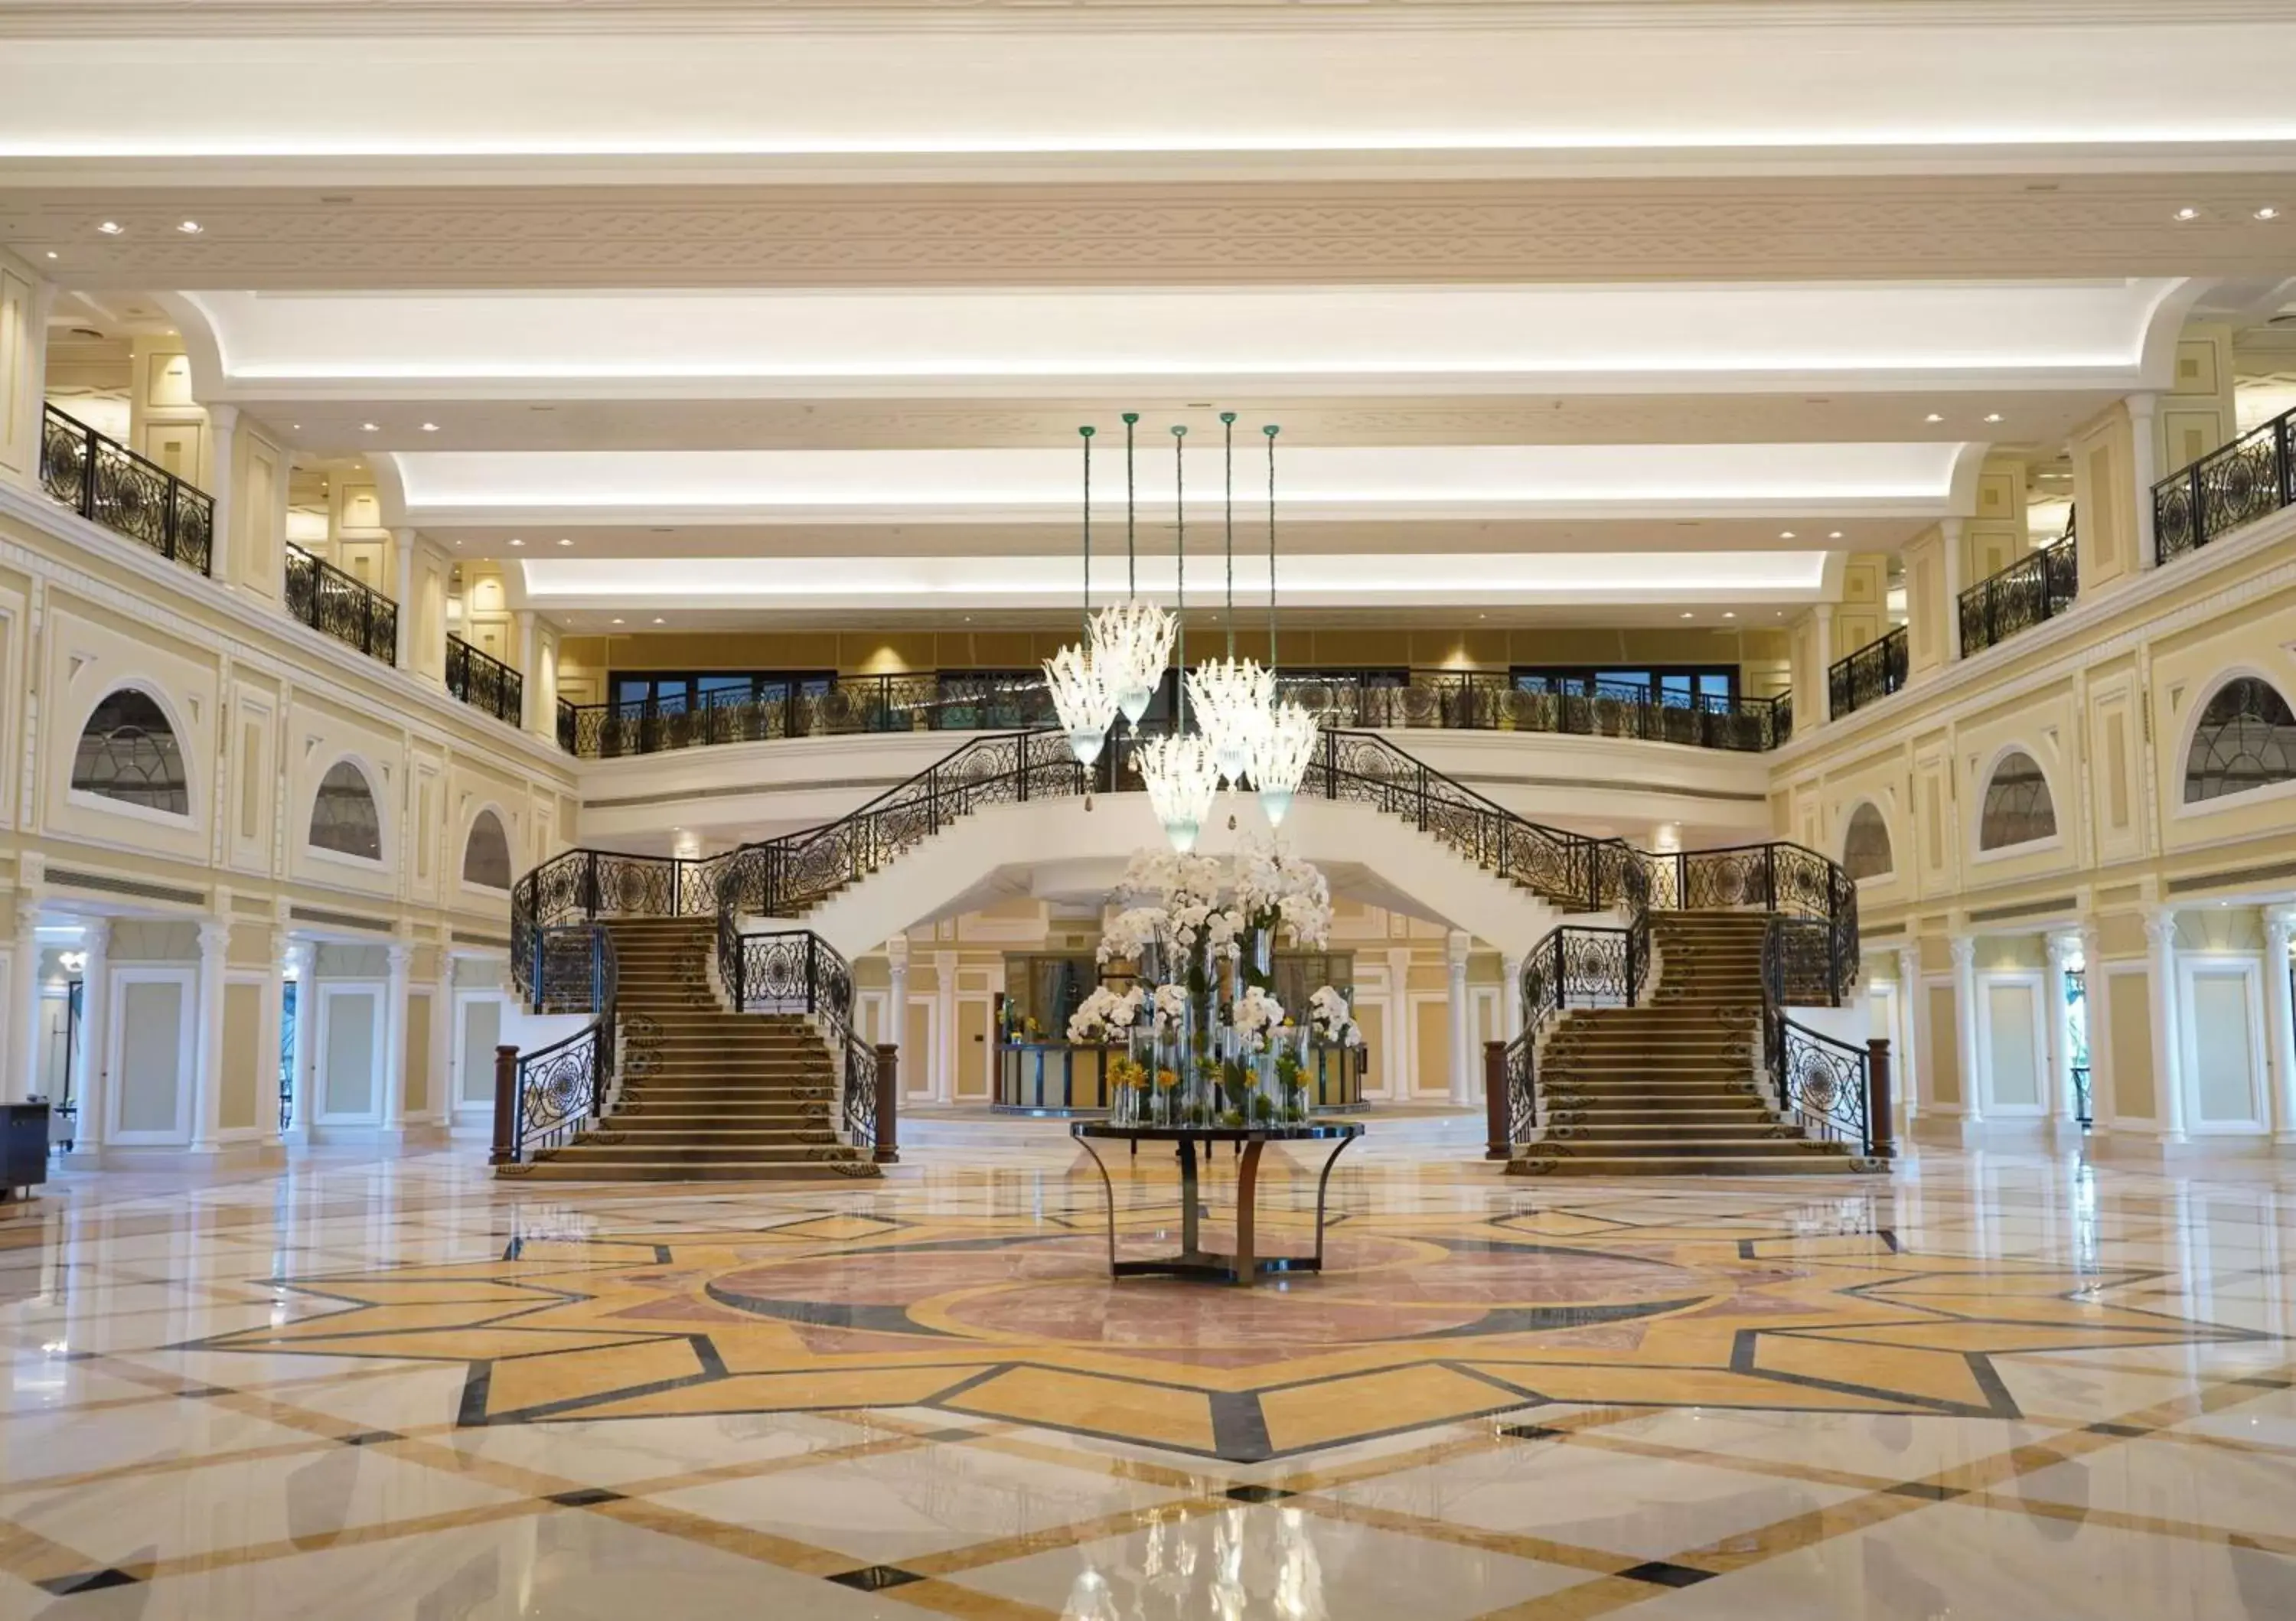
510,1160,879,1183
1510,1151,1870,1178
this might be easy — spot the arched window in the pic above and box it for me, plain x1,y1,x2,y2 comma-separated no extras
2183,677,2296,804
1842,802,1893,880
310,760,383,861
71,688,189,816
462,810,512,889
1979,749,2056,850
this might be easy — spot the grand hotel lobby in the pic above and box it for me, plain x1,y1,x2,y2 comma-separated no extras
6,2,2296,1616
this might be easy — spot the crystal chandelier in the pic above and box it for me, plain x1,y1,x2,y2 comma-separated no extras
1042,424,1117,768
1247,424,1316,824
1186,413,1274,785
1087,414,1176,726
1137,732,1218,853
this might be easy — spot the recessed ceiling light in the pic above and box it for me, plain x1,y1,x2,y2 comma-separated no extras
1723,612,1737,619
420,422,439,432
1679,611,1694,619
2174,207,2200,221
2258,206,2282,220
1983,413,2004,423
289,422,300,430
611,617,623,625
95,220,122,235
652,617,665,625
1779,530,1796,540
176,220,202,234
509,538,524,547
360,422,378,432
43,251,57,260
1828,530,1844,540
1923,413,1945,424
556,538,572,547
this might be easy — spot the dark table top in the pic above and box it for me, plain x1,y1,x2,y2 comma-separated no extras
1071,1120,1364,1144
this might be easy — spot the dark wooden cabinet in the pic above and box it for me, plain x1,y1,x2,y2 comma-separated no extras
1,1103,49,1198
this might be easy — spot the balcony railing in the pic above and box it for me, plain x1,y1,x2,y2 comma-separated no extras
1828,625,1908,721
38,403,215,576
1958,533,2078,658
284,544,397,666
446,635,525,726
559,667,1794,760
2153,405,2296,566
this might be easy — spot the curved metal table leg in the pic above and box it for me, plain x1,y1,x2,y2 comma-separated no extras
1311,1133,1358,1268
1075,1133,1118,1275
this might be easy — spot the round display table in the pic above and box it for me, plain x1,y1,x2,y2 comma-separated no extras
1071,1121,1363,1286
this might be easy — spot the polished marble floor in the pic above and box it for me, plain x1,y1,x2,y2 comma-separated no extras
4,1133,2294,1619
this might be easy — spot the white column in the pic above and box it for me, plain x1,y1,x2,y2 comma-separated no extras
2264,908,2295,1145
1812,605,1835,721
285,941,317,1146
933,947,958,1104
380,941,414,1133
1445,930,1473,1106
1895,944,1923,1124
1939,517,1966,662
65,918,111,1164
2045,931,2081,1146
430,955,456,1126
2144,908,2187,1143
2129,392,2160,572
1950,935,1984,1128
205,403,239,585
1499,953,1525,1045
1385,944,1414,1098
390,527,417,671
2079,921,2111,1135
273,940,311,1149
252,924,284,1153
885,935,910,1068
4,899,41,1105
190,917,232,1153
514,610,540,732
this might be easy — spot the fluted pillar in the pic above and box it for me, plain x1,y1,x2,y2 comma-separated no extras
2265,908,2294,1146
380,941,414,1133
1950,935,1984,1131
2144,908,2187,1143
2130,393,2160,572
189,917,232,1153
1894,944,1923,1125
4,898,41,1106
885,935,910,1069
65,918,112,1164
1940,517,1966,661
2045,931,2081,1147
1446,931,1473,1106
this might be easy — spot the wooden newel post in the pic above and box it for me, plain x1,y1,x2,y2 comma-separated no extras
873,1043,900,1164
1865,1036,1894,1159
1482,1039,1512,1162
488,1044,520,1166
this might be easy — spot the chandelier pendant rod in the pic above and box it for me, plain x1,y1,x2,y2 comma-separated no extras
1265,424,1280,674
1079,425,1094,641
1222,411,1237,660
1172,422,1188,731
1123,412,1139,599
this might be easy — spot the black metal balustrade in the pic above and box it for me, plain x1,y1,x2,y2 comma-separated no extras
1828,625,1908,721
284,544,398,666
558,667,1795,760
1760,918,1890,1164
1959,534,2079,658
502,924,619,1163
445,634,524,726
2153,404,2296,566
724,927,882,1156
39,403,215,576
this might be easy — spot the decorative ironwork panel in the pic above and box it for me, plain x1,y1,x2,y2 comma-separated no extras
285,544,398,666
2154,413,2294,566
1767,1010,1871,1156
1827,625,1908,720
41,403,214,576
445,635,523,725
1958,536,2079,658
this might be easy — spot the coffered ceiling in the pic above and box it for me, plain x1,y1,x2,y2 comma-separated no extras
5,0,2291,628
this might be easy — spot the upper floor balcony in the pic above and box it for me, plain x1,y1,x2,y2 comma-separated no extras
284,543,396,667
1827,625,1907,722
1958,530,2079,660
2154,403,2295,567
38,403,214,577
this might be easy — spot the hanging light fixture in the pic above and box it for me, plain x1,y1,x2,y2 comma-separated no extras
1246,423,1317,825
1186,412,1274,786
1138,422,1218,850
1087,413,1175,726
1042,425,1117,766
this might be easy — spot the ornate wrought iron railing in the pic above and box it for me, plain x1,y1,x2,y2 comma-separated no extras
510,847,725,1006
1828,625,1908,721
725,927,880,1155
504,924,619,1163
1638,843,1858,1005
558,667,1796,759
445,634,524,726
2153,405,2295,567
284,543,398,666
1760,916,1889,1163
1958,535,2078,658
559,671,1055,759
40,403,215,576
1494,924,1645,1150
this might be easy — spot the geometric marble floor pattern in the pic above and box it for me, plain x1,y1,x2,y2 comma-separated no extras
4,1138,2294,1619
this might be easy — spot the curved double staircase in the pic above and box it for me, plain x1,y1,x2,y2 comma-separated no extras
502,725,1878,1181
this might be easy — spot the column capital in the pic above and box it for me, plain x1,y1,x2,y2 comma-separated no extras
196,916,233,954
885,934,910,968
2142,908,2179,947
1445,930,1472,969
1948,935,1977,967
282,938,316,975
2265,906,2296,949
12,902,42,945
385,940,417,971
1896,941,1922,978
80,915,111,951
2045,930,2080,967
2125,390,2158,425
